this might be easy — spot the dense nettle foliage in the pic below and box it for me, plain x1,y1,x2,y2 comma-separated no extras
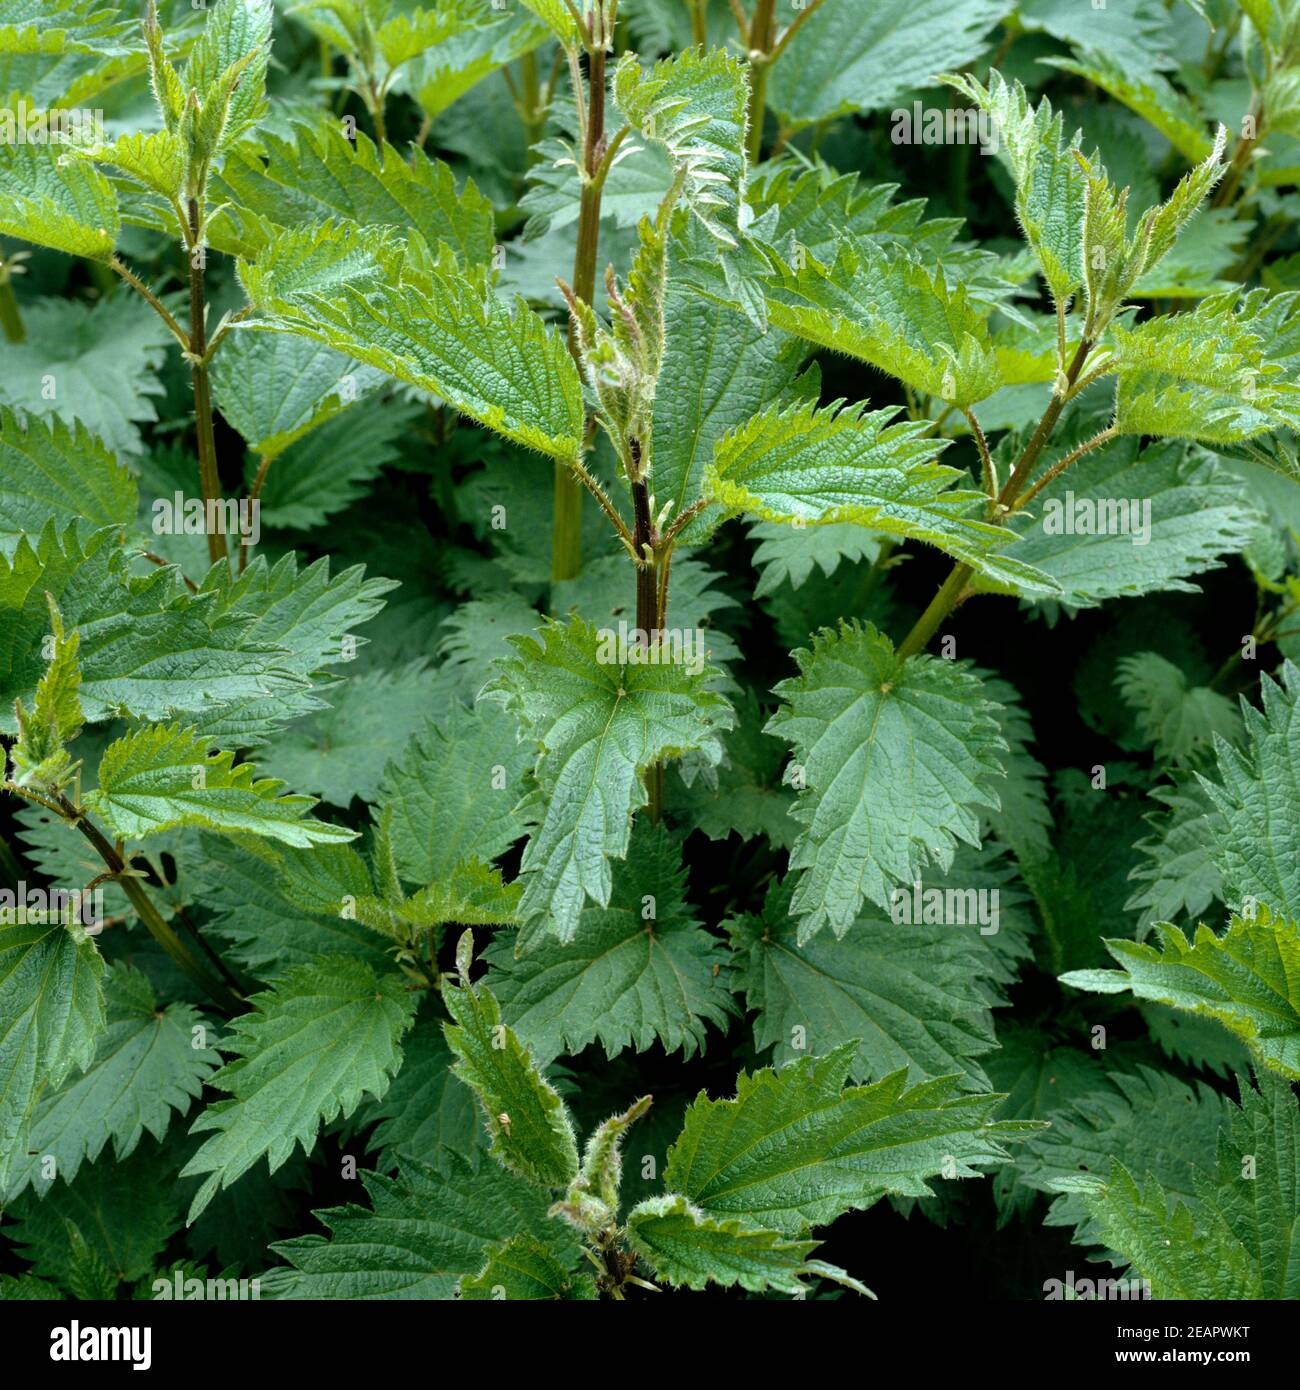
1,0,1300,1303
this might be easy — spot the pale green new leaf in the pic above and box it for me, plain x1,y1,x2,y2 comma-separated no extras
4,964,219,1199
707,399,1059,595
1111,290,1300,446
182,955,417,1220
485,822,734,1063
485,616,734,941
766,622,1008,940
183,0,272,147
441,935,580,1188
663,1046,1037,1235
1062,904,1300,1079
760,239,1002,408
86,722,356,846
0,919,104,1193
264,1150,566,1299
0,142,118,260
244,251,585,461
940,71,1086,306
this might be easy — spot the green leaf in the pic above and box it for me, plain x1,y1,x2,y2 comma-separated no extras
0,918,105,1194
0,523,308,735
1198,660,1300,919
766,621,1008,940
758,239,1003,408
613,47,749,248
663,1046,1037,1235
987,437,1260,607
485,615,734,941
707,399,1058,594
626,1194,825,1295
7,1137,178,1286
210,327,388,463
261,662,437,808
1062,904,1300,1080
183,0,272,149
485,822,734,1063
244,249,585,461
0,293,170,460
4,964,219,1199
264,1150,567,1299
0,141,118,260
214,114,495,265
727,875,1001,1090
1045,54,1214,163
1111,290,1300,445
769,0,1005,131
939,70,1086,306
1117,651,1244,767
358,1013,481,1172
458,1235,597,1300
86,722,356,846
441,933,580,1188
980,674,1051,865
0,409,136,558
1017,1067,1228,1248
375,699,536,887
10,593,82,791
181,954,417,1220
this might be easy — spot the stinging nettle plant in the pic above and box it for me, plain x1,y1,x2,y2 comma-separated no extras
0,0,1299,1305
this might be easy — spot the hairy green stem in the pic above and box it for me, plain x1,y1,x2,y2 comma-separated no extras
745,0,776,163
631,471,663,822
62,796,240,1009
553,41,609,583
895,338,1094,661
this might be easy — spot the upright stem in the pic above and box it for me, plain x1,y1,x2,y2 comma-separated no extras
0,268,24,343
553,39,609,583
187,198,227,568
895,338,1094,662
631,472,663,822
746,0,777,163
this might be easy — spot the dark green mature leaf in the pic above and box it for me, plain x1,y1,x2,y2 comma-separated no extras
1018,1067,1228,1247
0,919,104,1193
182,956,418,1220
663,1046,1037,1235
1199,660,1300,919
987,439,1260,607
0,408,135,560
485,616,734,941
264,1151,566,1299
727,875,1002,1090
0,293,169,459
767,622,1008,940
458,1235,597,1300
1117,652,1243,767
375,699,535,887
4,964,218,1199
486,822,734,1061
769,0,1005,131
